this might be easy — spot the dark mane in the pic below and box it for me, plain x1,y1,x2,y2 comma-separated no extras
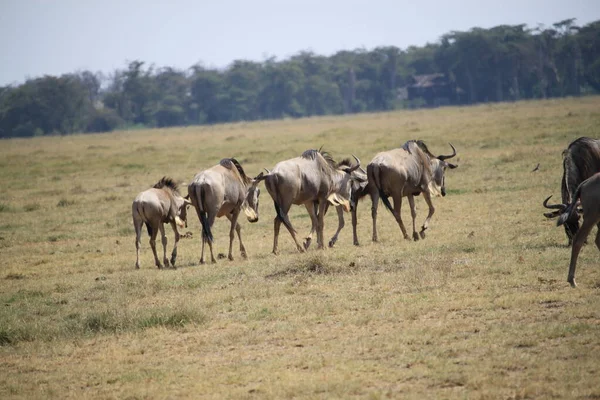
301,148,337,169
402,140,436,158
153,176,180,194
336,158,352,168
220,158,252,184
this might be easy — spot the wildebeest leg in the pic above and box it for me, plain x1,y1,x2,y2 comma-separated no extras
148,223,162,269
304,201,319,250
391,193,410,240
596,223,600,252
419,191,436,239
169,221,180,268
133,216,143,269
226,213,247,259
371,190,380,242
407,195,420,241
274,203,304,254
273,217,281,255
205,213,217,263
567,217,595,287
158,222,170,268
200,233,206,264
226,210,241,261
328,205,345,248
316,199,328,249
351,202,359,246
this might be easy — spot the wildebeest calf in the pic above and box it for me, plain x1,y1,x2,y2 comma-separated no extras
132,177,190,269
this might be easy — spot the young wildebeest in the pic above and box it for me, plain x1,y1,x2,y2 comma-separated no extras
132,177,191,269
368,140,457,242
260,149,362,254
327,162,370,247
543,172,600,287
187,158,263,264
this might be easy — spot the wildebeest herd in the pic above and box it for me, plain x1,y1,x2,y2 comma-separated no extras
132,137,599,287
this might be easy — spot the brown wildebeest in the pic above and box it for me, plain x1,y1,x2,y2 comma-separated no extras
132,177,191,269
368,140,457,242
557,137,600,244
543,172,600,287
187,158,263,264
260,149,362,254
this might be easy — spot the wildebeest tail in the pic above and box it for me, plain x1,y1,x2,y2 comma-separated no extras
145,223,152,237
266,174,296,233
557,183,582,227
369,164,393,214
197,185,214,243
379,189,393,213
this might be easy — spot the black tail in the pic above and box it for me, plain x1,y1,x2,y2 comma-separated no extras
557,184,582,227
145,222,152,237
198,185,214,243
379,189,394,213
274,201,295,233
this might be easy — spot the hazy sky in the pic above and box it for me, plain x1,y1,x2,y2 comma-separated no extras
1,0,598,86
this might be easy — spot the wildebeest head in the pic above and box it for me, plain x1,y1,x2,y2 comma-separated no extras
337,158,368,211
154,177,192,228
423,143,458,197
242,172,264,223
329,155,362,212
174,194,192,228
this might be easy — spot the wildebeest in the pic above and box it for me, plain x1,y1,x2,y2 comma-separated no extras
556,137,600,244
367,140,457,242
132,177,191,269
327,163,371,247
187,158,263,264
260,149,362,254
543,172,600,287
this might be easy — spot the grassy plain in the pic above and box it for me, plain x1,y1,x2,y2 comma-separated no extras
0,97,599,399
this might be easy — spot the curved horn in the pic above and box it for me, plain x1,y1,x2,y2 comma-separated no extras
543,195,566,219
438,143,457,161
344,155,361,173
542,195,565,210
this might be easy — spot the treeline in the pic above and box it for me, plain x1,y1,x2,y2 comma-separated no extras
1,18,599,138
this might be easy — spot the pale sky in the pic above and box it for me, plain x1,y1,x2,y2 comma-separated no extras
0,0,598,86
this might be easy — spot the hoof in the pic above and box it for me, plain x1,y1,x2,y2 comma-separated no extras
353,241,360,246
568,278,577,288
413,232,420,241
328,239,336,248
303,238,312,250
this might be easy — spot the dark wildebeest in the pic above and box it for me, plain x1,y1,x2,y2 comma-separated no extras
132,177,191,269
543,172,600,287
187,158,263,264
327,162,371,247
260,149,362,254
556,137,600,244
368,140,457,242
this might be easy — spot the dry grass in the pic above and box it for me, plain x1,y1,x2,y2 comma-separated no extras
1,97,600,399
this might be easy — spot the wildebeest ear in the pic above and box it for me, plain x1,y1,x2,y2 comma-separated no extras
447,162,458,169
253,171,267,182
353,175,367,183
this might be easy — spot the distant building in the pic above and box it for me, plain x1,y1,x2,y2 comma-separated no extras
400,74,464,107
